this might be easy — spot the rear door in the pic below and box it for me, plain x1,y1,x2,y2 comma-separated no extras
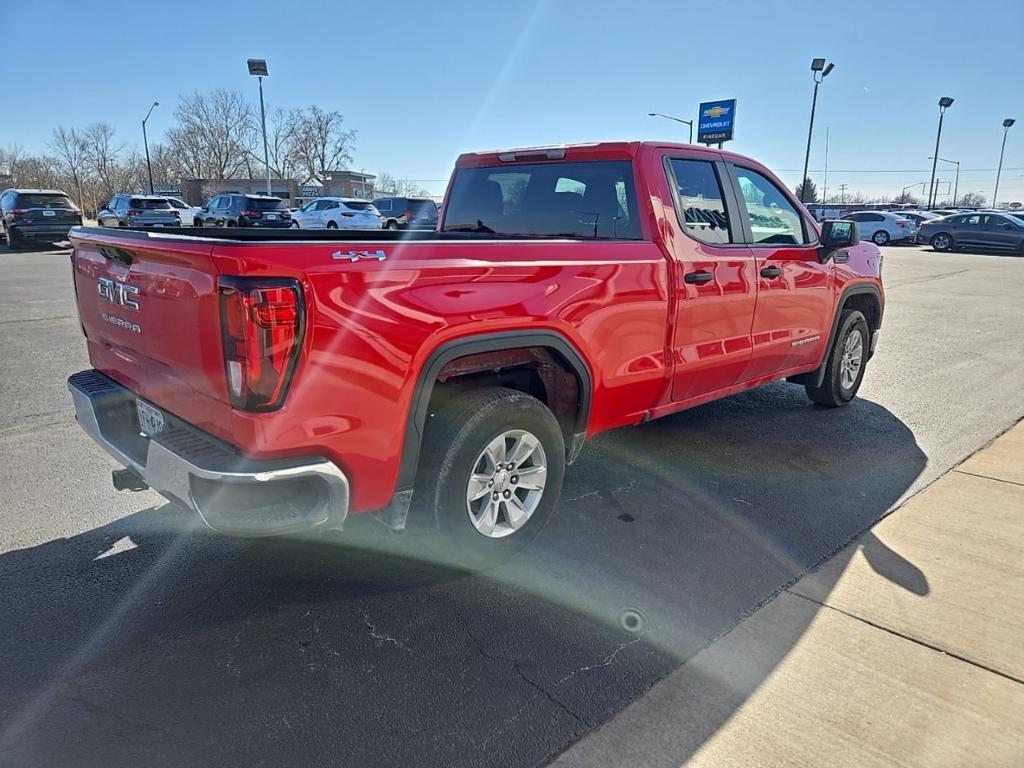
662,154,757,401
727,164,832,379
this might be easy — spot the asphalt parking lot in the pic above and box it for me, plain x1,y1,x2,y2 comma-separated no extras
1,241,1022,768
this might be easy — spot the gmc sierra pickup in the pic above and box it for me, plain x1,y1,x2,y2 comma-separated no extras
68,141,883,567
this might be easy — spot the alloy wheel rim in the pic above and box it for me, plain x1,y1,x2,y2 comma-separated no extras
840,331,864,390
465,429,547,539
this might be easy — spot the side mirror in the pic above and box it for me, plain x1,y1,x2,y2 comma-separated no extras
818,219,858,262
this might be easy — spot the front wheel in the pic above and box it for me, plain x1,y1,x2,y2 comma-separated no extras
193,218,203,227
805,309,869,407
326,220,338,229
386,220,399,231
417,387,565,569
931,232,953,252
871,229,890,246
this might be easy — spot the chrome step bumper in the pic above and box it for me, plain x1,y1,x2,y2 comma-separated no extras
68,370,349,536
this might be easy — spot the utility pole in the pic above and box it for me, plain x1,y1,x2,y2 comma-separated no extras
142,101,159,195
822,127,830,203
838,183,848,204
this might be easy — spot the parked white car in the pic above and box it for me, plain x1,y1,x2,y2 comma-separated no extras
291,197,382,229
165,197,198,226
840,210,917,246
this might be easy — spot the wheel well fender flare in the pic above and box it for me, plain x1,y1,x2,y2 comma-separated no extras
395,330,593,491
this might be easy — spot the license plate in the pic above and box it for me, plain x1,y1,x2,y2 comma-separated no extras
136,399,165,436
265,214,277,220
43,210,55,217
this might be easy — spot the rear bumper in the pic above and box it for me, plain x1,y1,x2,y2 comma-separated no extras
68,369,350,536
9,223,77,240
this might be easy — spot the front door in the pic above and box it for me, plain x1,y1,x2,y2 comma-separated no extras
663,154,757,402
728,164,833,380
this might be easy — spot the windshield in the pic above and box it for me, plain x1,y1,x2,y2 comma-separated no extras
16,193,74,208
342,200,377,211
245,197,288,211
443,161,641,238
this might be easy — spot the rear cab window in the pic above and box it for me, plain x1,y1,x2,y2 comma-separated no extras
443,160,641,239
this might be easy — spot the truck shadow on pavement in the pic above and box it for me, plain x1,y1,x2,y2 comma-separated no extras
0,383,927,768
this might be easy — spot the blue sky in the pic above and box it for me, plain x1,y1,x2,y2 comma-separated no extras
4,0,1023,202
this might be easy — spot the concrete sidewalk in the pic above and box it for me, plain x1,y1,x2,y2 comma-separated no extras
553,423,1024,768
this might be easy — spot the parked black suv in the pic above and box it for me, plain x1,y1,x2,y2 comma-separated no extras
371,196,439,230
193,194,292,228
1,188,82,248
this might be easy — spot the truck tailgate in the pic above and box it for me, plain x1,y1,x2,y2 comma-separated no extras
70,229,226,408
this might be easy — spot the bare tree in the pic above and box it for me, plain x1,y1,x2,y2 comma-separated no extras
959,191,987,208
256,107,302,179
893,191,921,205
82,122,126,198
50,126,90,209
166,90,255,179
375,171,432,198
0,143,25,180
290,106,356,184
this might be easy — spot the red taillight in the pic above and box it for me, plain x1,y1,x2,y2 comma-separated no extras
219,278,304,411
127,208,143,216
241,209,262,217
8,208,27,215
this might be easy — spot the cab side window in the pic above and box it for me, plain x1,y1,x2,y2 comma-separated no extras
733,167,810,245
667,158,734,245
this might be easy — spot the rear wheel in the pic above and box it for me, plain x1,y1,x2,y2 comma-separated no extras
931,232,953,252
193,217,203,228
386,220,399,231
805,309,869,407
326,220,338,229
416,387,565,570
290,220,299,229
871,229,890,246
5,227,22,249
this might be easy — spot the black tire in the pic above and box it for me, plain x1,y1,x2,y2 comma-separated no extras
805,309,870,407
386,220,399,231
326,220,338,229
290,220,299,229
416,387,565,570
871,229,890,246
5,227,22,249
931,232,953,252
193,217,203,228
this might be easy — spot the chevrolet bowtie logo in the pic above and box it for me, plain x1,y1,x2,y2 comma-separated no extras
703,106,729,118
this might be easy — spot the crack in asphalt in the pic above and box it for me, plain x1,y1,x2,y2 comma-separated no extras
454,614,590,730
885,268,971,289
361,610,410,652
550,636,643,687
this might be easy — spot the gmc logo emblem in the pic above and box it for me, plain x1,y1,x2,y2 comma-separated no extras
97,277,140,310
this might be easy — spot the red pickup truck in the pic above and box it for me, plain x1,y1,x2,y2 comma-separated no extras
68,141,883,567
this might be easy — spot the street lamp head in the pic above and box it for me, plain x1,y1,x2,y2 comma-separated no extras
811,58,826,72
647,112,657,117
153,101,159,107
247,58,269,77
822,63,835,77
1003,118,1016,128
938,96,954,108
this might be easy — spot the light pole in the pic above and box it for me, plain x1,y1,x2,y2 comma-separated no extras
142,101,159,195
927,156,959,206
927,97,954,209
648,112,693,144
247,58,272,196
993,118,1015,209
800,58,835,203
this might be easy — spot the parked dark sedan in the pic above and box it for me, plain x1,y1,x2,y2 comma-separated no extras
918,212,1024,253
193,194,292,227
1,188,82,248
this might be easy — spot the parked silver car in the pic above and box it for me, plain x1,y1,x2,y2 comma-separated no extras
97,195,180,227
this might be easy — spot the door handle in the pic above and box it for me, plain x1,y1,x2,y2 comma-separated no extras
684,270,714,284
760,265,783,278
